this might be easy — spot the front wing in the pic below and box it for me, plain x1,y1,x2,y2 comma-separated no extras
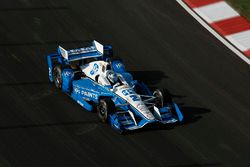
108,103,183,133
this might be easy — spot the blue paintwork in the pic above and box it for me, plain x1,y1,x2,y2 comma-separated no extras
47,40,184,133
173,103,184,122
47,53,59,82
62,68,74,93
111,59,126,73
71,78,114,104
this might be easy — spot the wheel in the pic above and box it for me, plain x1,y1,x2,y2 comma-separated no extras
97,98,115,123
153,88,172,108
52,65,62,89
74,70,86,80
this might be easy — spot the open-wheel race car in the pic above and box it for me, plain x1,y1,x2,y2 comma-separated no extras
47,40,184,133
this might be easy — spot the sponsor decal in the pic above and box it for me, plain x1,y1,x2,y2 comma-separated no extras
122,89,133,96
122,89,140,101
137,103,148,111
137,103,154,120
90,63,99,75
116,63,123,69
68,46,96,55
64,71,73,77
74,87,98,99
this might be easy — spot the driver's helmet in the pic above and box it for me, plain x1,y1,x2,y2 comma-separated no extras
106,70,118,84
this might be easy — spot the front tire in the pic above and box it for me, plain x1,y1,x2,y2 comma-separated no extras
97,98,115,123
153,88,172,108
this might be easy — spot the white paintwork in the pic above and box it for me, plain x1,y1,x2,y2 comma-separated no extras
128,110,137,125
81,61,109,81
58,40,103,61
97,74,111,86
194,1,239,23
153,106,162,120
226,30,250,51
176,0,250,65
59,46,68,59
93,40,104,54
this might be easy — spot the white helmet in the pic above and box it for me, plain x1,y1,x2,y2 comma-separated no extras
106,70,118,84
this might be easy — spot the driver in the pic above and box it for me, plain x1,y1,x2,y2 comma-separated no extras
97,70,128,89
106,70,119,86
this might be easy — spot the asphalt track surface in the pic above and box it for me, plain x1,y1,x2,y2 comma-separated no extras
0,0,250,166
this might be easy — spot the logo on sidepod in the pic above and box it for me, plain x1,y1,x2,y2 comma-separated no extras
90,63,99,75
74,87,98,100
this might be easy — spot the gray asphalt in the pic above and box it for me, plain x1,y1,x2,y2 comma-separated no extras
0,0,250,166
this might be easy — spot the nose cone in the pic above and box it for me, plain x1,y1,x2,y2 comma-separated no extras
115,87,155,120
137,103,155,120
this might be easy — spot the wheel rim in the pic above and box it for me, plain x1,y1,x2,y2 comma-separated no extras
98,101,107,116
56,72,61,86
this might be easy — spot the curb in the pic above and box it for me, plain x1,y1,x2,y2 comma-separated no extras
177,0,250,65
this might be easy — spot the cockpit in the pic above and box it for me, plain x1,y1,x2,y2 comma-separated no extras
97,70,128,89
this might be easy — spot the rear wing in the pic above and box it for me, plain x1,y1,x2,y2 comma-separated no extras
47,40,113,82
58,40,104,62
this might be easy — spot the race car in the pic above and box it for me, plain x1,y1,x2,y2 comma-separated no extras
47,40,184,133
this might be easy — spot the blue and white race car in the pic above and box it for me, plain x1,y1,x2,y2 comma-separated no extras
47,40,184,133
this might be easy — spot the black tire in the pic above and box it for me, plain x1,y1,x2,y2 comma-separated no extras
153,89,181,120
97,98,115,123
52,65,62,89
74,70,86,80
153,88,172,108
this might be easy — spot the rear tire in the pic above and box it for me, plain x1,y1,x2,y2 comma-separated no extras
52,65,62,89
97,98,115,123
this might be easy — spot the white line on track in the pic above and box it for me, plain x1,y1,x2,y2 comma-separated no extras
176,0,250,65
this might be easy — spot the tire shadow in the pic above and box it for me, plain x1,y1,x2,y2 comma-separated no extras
179,105,211,125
